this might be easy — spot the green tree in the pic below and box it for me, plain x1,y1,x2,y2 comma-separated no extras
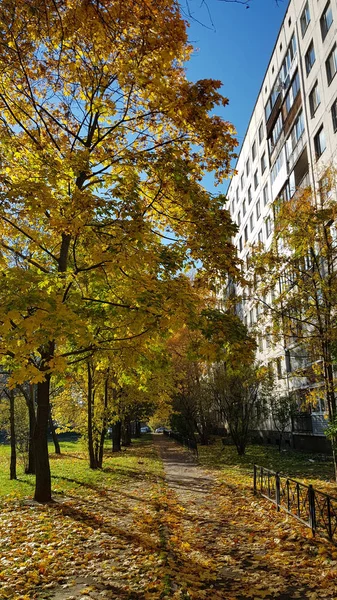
252,170,337,475
0,0,238,501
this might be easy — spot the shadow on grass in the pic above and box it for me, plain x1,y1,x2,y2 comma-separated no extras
198,440,335,483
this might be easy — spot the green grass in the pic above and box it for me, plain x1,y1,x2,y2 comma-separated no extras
198,438,336,493
0,435,162,501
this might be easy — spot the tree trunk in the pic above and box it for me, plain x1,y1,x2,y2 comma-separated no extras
9,390,16,480
49,408,61,454
26,385,36,474
98,373,109,468
134,420,141,438
87,362,98,469
122,417,131,446
34,376,52,502
112,421,122,452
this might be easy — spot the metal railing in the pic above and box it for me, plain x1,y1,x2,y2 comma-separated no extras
163,429,198,455
254,464,337,543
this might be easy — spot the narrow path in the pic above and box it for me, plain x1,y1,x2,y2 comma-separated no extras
153,434,337,600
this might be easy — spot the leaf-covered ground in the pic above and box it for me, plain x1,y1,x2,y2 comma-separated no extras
1,437,337,599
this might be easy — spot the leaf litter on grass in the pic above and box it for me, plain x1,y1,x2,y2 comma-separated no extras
2,438,337,599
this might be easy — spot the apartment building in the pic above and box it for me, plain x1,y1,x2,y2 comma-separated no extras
226,0,337,450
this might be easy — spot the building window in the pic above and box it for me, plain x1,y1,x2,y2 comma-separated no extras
250,308,254,326
258,229,263,244
252,140,257,161
239,236,243,252
261,152,266,174
244,225,248,242
248,186,252,204
320,2,333,41
269,112,283,152
240,174,244,190
286,111,304,157
243,200,246,216
332,97,337,132
258,122,264,144
237,211,241,226
254,170,259,190
271,150,284,184
326,44,337,85
276,357,283,379
236,188,239,203
305,40,315,75
265,216,272,238
256,199,261,219
231,200,235,215
246,158,250,176
250,213,254,232
314,125,326,159
263,183,269,206
309,80,320,117
300,2,310,37
284,70,300,115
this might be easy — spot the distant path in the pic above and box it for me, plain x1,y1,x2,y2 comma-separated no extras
153,433,213,495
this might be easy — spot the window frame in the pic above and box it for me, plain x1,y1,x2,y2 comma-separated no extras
300,1,311,37
332,97,337,132
305,40,315,75
309,80,320,117
320,1,333,41
326,44,337,85
256,199,261,220
314,125,326,159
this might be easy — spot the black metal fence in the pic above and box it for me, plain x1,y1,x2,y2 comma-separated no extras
254,464,337,543
163,429,198,455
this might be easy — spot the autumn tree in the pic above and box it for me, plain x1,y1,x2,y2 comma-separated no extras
252,170,337,474
0,0,239,501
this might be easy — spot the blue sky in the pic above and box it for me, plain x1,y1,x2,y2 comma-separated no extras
183,0,288,192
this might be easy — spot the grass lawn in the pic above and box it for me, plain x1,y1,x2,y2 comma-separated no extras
0,435,161,501
197,438,337,495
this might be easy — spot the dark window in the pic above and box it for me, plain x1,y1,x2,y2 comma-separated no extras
320,2,333,41
256,199,261,219
263,184,269,206
326,44,337,85
314,126,326,159
300,2,311,37
246,158,250,176
248,186,252,204
309,81,320,117
254,170,259,190
250,213,254,232
265,216,272,238
244,225,248,242
243,200,246,216
239,236,243,252
332,98,337,132
305,40,315,75
258,122,264,144
261,152,266,174
252,141,257,161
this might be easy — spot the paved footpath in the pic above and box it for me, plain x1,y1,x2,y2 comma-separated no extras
153,434,336,600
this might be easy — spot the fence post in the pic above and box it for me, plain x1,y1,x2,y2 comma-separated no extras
326,495,332,539
275,472,280,511
253,465,257,495
308,484,316,536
